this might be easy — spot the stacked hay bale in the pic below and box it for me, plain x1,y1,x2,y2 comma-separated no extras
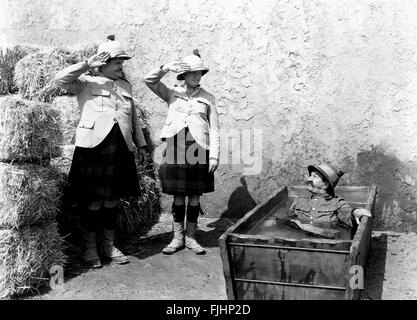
0,96,66,299
0,44,106,298
0,46,38,95
14,44,98,103
12,44,96,179
0,223,65,298
50,96,80,175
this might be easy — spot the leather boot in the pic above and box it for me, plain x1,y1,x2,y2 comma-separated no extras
81,231,102,268
162,221,185,254
185,222,206,254
102,229,129,264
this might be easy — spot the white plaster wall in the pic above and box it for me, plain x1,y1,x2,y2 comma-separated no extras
2,0,417,230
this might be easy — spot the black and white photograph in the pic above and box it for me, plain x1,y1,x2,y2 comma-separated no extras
0,0,416,303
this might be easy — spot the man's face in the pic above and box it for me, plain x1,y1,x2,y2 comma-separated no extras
183,71,202,88
101,58,125,80
307,170,328,193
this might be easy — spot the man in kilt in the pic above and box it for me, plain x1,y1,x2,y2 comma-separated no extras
54,36,148,268
144,50,220,255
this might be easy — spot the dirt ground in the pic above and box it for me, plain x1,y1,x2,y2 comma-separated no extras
22,215,417,300
364,230,417,300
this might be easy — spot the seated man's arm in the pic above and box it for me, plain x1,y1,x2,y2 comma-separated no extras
337,199,355,227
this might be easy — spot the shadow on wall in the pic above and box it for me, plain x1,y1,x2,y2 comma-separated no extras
219,177,257,220
200,176,257,247
351,146,417,232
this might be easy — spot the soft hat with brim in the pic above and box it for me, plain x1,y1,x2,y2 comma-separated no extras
177,49,209,81
307,163,344,195
97,35,131,60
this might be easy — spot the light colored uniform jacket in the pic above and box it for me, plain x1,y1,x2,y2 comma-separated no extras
54,61,147,152
143,67,220,160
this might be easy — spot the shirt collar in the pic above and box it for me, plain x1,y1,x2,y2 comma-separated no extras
180,83,201,97
309,190,333,200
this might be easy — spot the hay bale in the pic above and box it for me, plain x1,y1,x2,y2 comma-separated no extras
14,48,74,103
13,44,98,103
0,95,62,163
50,144,75,175
51,96,80,145
0,163,65,229
0,222,66,299
0,46,39,95
118,158,161,235
71,42,99,63
132,98,155,155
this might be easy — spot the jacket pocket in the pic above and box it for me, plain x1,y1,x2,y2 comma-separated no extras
196,97,211,105
293,198,312,212
78,119,95,129
90,88,110,111
195,98,209,114
290,198,312,219
316,199,339,213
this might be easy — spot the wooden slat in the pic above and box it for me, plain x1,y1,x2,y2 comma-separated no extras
235,282,345,300
229,242,351,254
229,234,352,251
230,245,349,288
226,186,288,235
345,184,377,299
218,235,236,300
235,278,346,290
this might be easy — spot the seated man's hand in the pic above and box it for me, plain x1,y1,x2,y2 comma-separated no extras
353,208,372,225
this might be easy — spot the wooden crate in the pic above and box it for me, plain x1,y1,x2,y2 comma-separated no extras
219,184,377,300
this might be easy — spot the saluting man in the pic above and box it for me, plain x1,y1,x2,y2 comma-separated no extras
143,50,220,255
54,35,148,268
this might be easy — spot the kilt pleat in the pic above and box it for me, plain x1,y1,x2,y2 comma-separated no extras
159,127,214,195
67,123,140,205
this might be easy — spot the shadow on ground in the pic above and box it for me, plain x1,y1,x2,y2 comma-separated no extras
119,175,258,258
363,233,388,300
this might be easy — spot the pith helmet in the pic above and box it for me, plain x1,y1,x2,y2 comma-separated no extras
97,35,131,60
307,163,344,194
177,49,209,80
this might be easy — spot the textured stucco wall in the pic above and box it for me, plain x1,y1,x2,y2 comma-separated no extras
2,0,417,231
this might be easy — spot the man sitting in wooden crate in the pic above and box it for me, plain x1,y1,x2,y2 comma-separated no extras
286,164,372,238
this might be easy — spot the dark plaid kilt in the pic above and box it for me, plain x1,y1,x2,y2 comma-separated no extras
159,128,214,196
67,123,140,205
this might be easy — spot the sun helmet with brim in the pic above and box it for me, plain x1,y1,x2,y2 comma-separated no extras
307,164,344,195
177,53,209,80
97,35,131,60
